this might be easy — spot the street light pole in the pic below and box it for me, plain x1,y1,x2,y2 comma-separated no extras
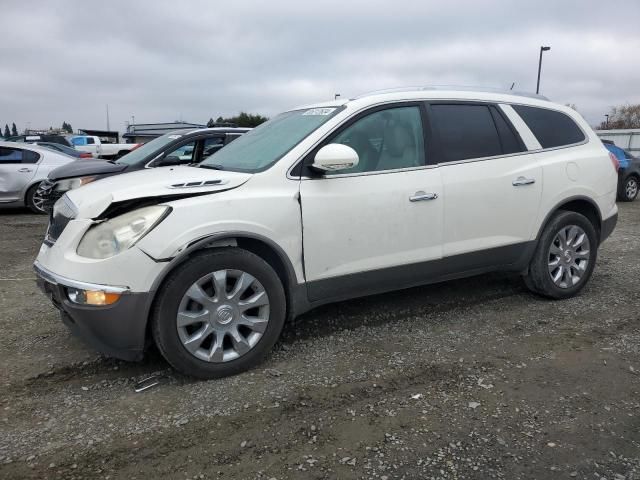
536,46,551,94
605,114,609,128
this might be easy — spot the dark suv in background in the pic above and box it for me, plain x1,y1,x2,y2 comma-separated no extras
35,127,249,212
603,140,640,202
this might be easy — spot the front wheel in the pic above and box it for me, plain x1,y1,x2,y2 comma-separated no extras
619,175,639,202
524,211,598,299
151,248,286,379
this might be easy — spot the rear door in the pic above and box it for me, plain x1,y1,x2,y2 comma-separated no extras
0,147,40,203
429,102,542,263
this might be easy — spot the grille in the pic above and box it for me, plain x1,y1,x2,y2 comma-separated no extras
45,195,78,244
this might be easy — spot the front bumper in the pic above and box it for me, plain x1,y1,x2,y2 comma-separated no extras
34,262,150,361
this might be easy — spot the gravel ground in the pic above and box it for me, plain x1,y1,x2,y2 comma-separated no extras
0,202,639,480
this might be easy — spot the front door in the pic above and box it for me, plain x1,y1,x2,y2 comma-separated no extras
299,104,444,302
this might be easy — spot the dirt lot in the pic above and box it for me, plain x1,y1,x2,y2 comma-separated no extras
0,203,639,480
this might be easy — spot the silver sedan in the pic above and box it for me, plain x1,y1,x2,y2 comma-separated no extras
0,141,74,213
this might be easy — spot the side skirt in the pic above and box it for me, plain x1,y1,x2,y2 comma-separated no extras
304,241,536,308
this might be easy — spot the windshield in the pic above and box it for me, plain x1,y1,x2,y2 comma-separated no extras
199,107,342,172
116,133,184,166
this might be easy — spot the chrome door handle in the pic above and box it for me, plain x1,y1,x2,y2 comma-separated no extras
18,168,33,173
409,191,438,202
512,176,535,186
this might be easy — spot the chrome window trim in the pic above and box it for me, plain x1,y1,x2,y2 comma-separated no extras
34,261,130,293
288,98,591,181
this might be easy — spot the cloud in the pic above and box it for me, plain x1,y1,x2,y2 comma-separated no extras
1,0,638,132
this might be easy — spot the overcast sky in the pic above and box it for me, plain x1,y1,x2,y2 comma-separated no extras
2,0,639,134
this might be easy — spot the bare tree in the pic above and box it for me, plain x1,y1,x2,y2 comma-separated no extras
598,104,640,129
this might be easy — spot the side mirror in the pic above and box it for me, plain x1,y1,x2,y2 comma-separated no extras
311,144,359,173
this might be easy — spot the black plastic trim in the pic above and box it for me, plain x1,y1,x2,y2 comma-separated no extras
601,213,617,243
306,241,536,305
36,277,150,361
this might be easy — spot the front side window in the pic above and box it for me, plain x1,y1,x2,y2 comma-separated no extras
431,104,503,162
199,107,342,173
202,136,225,157
116,133,184,166
159,141,196,165
85,137,95,145
327,106,425,174
512,105,585,148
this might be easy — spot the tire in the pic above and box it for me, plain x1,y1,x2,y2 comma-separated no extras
25,183,46,214
619,175,639,202
151,248,286,379
524,210,598,299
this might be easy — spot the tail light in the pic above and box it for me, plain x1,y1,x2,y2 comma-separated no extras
79,152,92,159
609,152,620,172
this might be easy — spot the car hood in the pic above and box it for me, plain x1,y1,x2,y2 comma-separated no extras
49,159,127,181
65,166,252,219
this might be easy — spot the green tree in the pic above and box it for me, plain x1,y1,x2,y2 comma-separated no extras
11,123,18,136
598,104,640,129
206,118,215,128
216,116,224,123
62,121,73,133
3,124,9,137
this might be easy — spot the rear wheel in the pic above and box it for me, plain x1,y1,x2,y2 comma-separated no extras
152,248,286,379
619,175,639,202
524,211,598,299
25,183,46,214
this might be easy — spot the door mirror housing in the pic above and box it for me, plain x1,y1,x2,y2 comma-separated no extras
311,144,359,173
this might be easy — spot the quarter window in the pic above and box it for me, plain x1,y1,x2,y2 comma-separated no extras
512,105,585,148
431,104,503,162
327,106,425,174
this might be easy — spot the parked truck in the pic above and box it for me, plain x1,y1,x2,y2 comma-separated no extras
70,135,139,159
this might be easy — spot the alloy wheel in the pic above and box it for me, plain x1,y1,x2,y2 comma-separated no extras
626,177,638,200
176,269,270,363
547,225,591,289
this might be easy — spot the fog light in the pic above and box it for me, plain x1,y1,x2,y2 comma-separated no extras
67,288,121,306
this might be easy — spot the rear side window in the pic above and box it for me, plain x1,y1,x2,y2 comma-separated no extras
512,105,585,148
85,137,95,145
71,137,86,146
0,147,40,164
431,104,502,162
0,147,23,163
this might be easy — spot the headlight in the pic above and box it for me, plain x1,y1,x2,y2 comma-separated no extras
55,176,96,191
77,206,171,259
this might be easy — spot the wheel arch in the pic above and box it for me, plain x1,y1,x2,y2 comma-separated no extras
535,196,602,243
144,232,306,342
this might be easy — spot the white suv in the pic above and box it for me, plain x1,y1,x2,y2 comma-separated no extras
34,88,619,378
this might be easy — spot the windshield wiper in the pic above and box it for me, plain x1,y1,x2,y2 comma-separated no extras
199,164,225,171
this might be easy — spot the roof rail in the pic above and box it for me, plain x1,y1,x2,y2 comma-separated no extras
352,85,549,101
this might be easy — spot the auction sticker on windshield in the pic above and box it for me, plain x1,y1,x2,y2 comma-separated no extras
302,108,336,116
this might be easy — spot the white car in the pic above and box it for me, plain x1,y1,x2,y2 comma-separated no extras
70,135,139,159
0,142,75,213
34,87,619,378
